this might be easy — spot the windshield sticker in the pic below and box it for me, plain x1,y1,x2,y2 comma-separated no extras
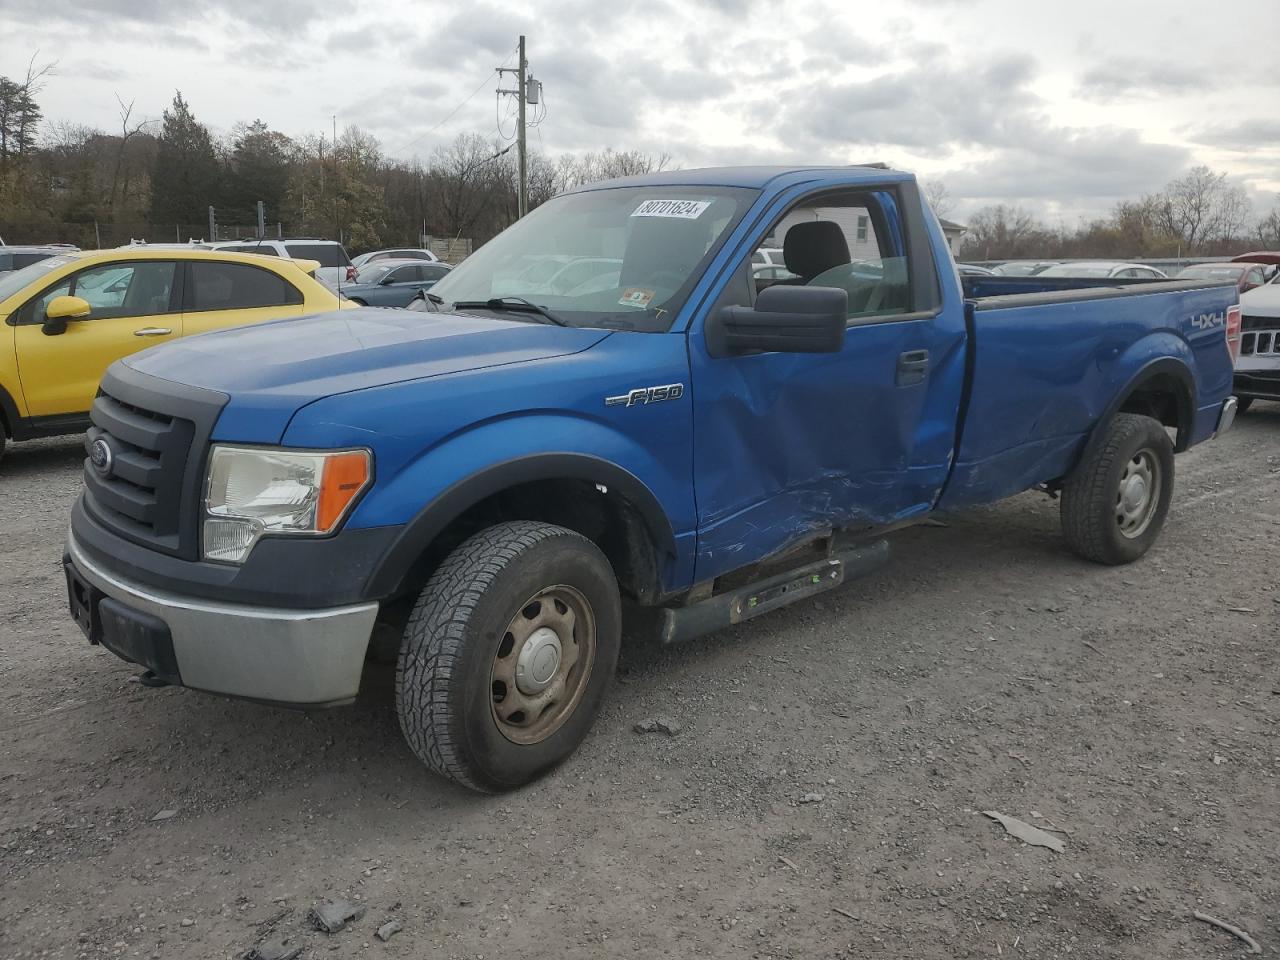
631,199,711,220
618,287,655,309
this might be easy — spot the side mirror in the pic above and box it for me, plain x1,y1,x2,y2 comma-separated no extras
705,284,847,357
42,295,91,336
379,275,397,285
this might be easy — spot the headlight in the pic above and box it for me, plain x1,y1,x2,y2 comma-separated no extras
203,445,372,563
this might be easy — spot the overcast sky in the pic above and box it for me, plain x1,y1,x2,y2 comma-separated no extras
3,0,1277,224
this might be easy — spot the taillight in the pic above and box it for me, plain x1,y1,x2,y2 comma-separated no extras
1225,304,1242,361
345,266,357,282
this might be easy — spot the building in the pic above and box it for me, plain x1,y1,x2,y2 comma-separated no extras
938,218,966,257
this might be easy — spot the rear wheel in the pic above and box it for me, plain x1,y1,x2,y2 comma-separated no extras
395,521,621,792
1061,413,1174,565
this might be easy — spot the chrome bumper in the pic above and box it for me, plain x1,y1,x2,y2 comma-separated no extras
1216,396,1238,437
68,533,378,705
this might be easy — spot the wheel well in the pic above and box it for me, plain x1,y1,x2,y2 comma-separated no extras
1117,372,1192,451
397,478,664,606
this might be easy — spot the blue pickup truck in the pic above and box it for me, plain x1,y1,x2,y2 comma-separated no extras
63,166,1241,791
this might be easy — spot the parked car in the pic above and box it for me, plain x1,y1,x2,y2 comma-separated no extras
1231,251,1280,282
210,238,355,288
341,259,452,306
1232,266,1280,411
0,244,79,276
1175,262,1270,294
1037,261,1168,279
0,247,342,462
62,165,1237,792
751,247,786,267
956,263,995,276
350,248,440,270
990,260,1060,276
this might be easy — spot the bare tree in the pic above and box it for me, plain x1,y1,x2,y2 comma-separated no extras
1154,166,1251,252
922,180,953,219
110,95,156,214
961,204,1049,259
1255,197,1280,247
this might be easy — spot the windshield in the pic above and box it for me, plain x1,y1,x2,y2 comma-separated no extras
285,243,351,267
1039,264,1113,278
1177,265,1243,280
356,262,402,283
0,254,78,303
429,185,759,331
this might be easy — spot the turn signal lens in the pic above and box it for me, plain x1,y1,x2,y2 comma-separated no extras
317,450,372,532
1225,304,1242,362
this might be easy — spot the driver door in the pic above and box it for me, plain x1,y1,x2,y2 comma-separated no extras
687,184,967,583
13,259,181,417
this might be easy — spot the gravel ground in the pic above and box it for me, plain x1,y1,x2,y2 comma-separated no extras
1,409,1277,960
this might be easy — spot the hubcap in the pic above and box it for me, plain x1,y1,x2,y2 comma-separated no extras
1116,449,1161,539
516,627,562,694
490,585,596,745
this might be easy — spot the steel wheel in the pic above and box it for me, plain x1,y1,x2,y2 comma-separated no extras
490,584,596,745
1115,448,1161,539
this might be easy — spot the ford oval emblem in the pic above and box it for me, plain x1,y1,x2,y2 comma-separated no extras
89,437,115,478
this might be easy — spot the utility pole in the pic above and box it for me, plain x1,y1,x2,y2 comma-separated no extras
256,200,266,238
208,206,216,243
497,35,538,218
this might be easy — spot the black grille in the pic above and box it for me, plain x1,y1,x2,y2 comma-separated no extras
1242,314,1280,332
84,391,194,548
80,365,227,559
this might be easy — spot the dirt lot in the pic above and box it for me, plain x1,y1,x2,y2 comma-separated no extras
1,410,1277,960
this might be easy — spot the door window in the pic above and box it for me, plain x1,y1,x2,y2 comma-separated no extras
746,190,914,319
186,261,303,311
15,261,177,324
386,264,421,284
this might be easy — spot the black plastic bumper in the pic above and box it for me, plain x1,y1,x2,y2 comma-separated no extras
65,553,182,684
70,494,404,609
1234,371,1280,401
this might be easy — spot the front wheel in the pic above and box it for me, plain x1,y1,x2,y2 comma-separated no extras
1060,413,1174,565
395,521,621,792
1236,397,1254,414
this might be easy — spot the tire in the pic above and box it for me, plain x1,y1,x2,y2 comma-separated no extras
1236,397,1254,414
347,298,366,306
1061,413,1174,565
395,520,621,792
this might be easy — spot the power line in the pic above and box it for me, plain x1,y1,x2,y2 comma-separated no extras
397,46,517,155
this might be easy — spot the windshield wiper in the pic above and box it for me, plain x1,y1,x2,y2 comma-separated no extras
452,296,571,327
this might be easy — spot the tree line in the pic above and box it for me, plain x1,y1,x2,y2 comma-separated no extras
950,169,1280,262
2,68,1277,258
0,78,669,251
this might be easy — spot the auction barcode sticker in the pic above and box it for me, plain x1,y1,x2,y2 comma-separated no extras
631,199,711,219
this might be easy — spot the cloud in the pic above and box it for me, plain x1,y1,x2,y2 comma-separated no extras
1075,59,1208,102
766,54,1041,156
1187,119,1280,152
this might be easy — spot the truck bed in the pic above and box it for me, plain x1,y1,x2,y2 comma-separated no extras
937,276,1238,509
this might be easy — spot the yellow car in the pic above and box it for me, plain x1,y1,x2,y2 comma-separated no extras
0,247,342,461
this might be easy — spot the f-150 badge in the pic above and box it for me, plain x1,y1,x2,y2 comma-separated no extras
605,383,685,407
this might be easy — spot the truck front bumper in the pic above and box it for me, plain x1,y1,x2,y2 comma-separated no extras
65,532,378,706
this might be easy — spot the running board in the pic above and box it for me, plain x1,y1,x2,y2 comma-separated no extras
658,539,890,645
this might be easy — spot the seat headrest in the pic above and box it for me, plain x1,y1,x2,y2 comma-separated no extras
783,221,851,280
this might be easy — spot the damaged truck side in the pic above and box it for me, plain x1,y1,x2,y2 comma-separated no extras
63,166,1241,791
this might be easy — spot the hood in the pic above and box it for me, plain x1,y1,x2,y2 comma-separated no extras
1240,282,1280,316
125,308,611,442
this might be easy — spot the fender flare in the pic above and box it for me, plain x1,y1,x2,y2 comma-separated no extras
1077,356,1196,469
363,452,679,599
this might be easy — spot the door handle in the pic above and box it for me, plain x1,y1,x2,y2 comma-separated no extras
133,327,172,337
896,349,929,386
